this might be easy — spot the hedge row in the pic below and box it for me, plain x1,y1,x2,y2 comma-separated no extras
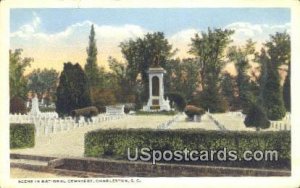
84,129,290,169
10,124,35,149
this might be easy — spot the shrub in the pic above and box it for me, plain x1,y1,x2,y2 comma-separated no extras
165,92,186,111
184,105,205,118
71,106,99,118
124,103,135,114
91,88,117,107
10,96,27,114
84,129,290,169
10,124,35,149
244,103,270,130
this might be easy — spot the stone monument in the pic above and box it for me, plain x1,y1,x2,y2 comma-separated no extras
29,94,41,116
143,56,171,111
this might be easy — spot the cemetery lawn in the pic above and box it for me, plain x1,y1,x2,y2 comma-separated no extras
10,113,276,158
11,115,184,157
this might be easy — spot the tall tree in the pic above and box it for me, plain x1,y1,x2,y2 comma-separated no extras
227,39,256,112
9,49,33,99
56,62,91,117
27,68,59,102
108,57,136,103
84,24,100,87
119,32,175,102
164,58,200,102
259,32,290,120
283,62,291,112
221,73,237,110
189,28,234,112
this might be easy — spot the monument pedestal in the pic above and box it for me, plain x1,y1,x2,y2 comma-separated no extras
143,67,171,112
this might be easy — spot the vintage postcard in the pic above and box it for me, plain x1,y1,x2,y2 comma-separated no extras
1,0,300,187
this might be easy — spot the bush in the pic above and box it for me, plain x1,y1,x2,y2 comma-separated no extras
10,124,35,149
10,96,27,114
91,88,117,107
244,103,270,130
84,129,290,169
184,105,205,118
165,92,186,111
266,105,287,121
71,106,99,118
124,103,135,114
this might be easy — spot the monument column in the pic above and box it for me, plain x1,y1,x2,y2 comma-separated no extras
143,67,170,111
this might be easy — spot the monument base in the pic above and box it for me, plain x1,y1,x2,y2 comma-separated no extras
142,98,171,112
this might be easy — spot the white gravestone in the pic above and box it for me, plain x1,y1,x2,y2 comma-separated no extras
29,95,41,116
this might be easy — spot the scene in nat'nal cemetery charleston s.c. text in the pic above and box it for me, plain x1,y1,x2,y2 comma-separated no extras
9,8,291,178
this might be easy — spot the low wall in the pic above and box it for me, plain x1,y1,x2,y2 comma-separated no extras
10,153,290,177
57,157,291,177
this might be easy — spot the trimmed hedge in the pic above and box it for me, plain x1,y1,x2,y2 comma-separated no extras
85,129,290,169
10,124,35,149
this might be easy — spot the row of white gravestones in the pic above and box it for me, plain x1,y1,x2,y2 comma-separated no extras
10,113,126,136
10,113,58,124
35,114,126,136
269,121,290,131
269,113,291,131
227,111,291,131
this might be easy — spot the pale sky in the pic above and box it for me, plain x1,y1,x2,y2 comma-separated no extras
10,8,290,74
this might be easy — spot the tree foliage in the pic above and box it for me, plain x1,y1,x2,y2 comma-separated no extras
120,32,175,101
165,58,200,102
189,28,234,88
9,49,33,99
10,96,27,114
258,32,290,120
85,24,100,87
227,39,256,112
27,68,59,101
220,73,238,111
108,57,136,103
90,88,117,109
283,63,291,112
55,62,92,117
189,28,234,112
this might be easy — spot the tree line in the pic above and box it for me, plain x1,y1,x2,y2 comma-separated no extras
10,24,291,128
